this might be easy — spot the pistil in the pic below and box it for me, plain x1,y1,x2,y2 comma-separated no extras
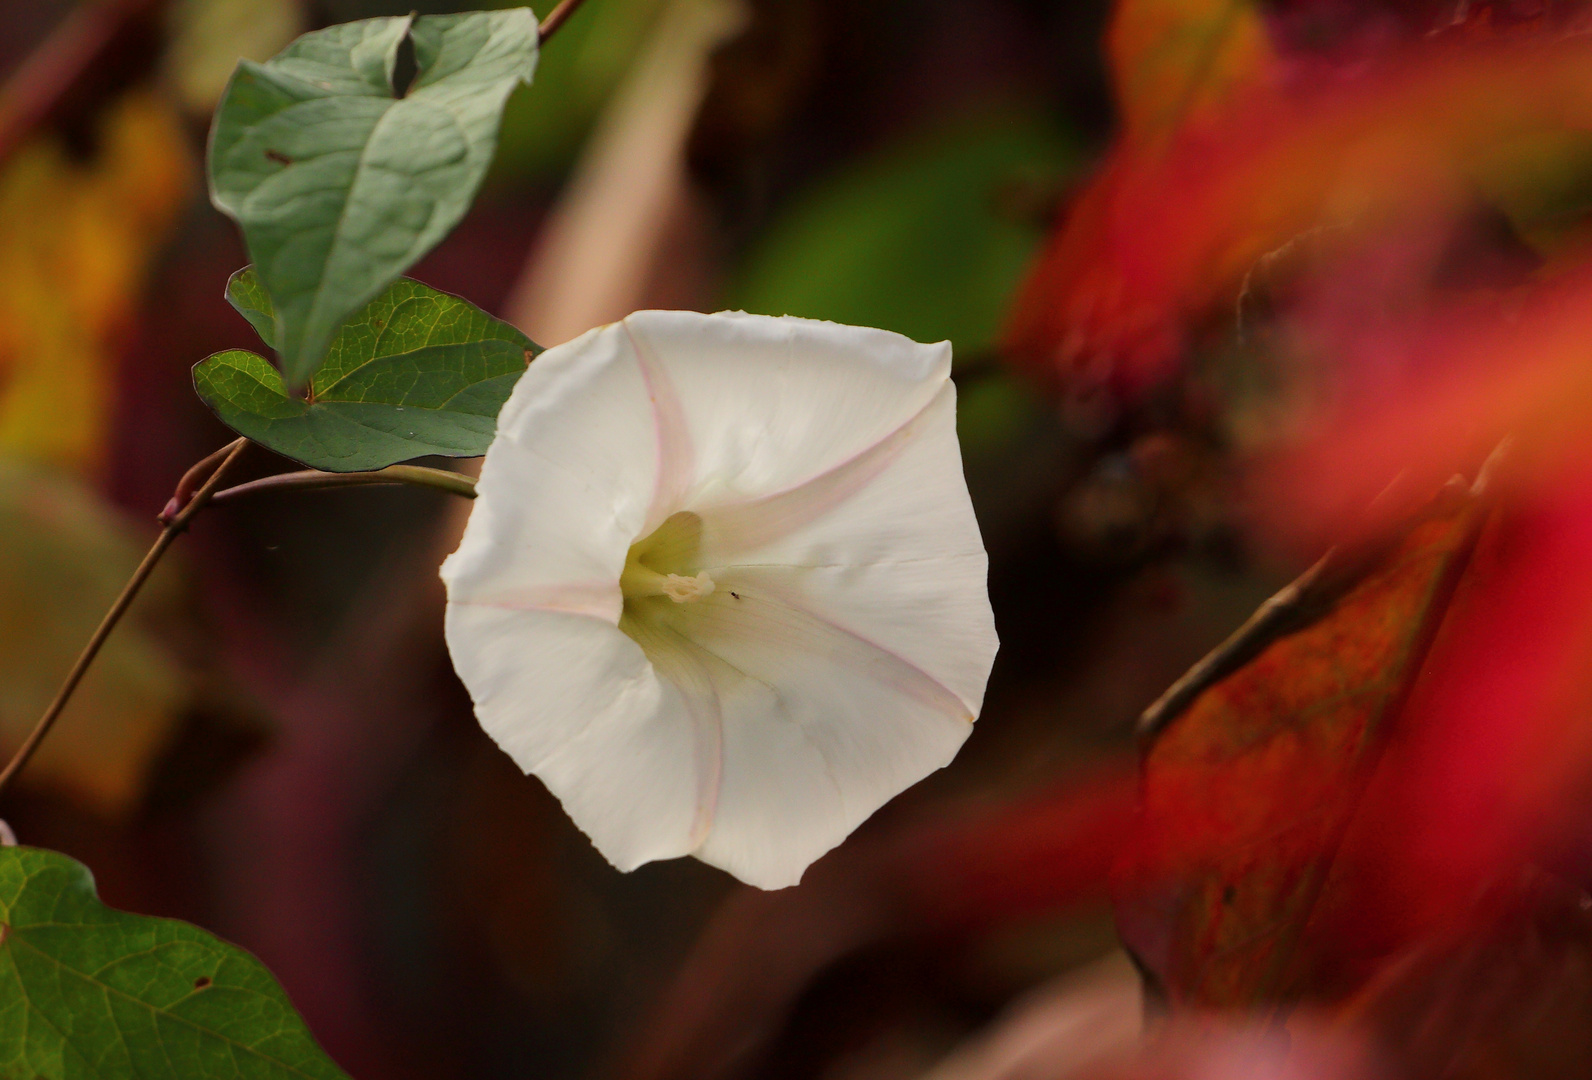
620,509,716,606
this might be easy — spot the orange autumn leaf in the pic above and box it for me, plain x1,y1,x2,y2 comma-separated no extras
1310,469,1592,969
1005,32,1592,391
0,89,196,814
1107,0,1276,144
0,90,192,473
1113,486,1490,1010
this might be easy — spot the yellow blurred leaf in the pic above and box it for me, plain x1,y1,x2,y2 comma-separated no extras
0,90,192,473
0,456,190,814
162,0,304,114
506,0,747,345
0,87,195,811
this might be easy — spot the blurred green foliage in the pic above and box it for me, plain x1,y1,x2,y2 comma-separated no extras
491,0,671,181
957,372,1048,458
728,108,1079,361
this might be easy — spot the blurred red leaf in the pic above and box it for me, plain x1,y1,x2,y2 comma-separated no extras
615,767,1136,1080
1333,866,1592,1080
1004,29,1592,393
1262,259,1592,542
1312,468,1592,965
1003,0,1276,393
1112,485,1491,1009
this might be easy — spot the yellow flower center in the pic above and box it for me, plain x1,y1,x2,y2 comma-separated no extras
620,511,712,605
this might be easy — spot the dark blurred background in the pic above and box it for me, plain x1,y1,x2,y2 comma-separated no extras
0,1,1288,1076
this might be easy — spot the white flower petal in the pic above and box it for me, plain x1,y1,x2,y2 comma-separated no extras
619,613,723,847
700,384,996,715
625,321,698,533
443,320,662,611
620,309,951,506
443,309,998,890
666,586,974,888
697,672,853,890
443,604,706,869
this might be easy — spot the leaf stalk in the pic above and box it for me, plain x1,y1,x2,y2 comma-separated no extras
538,0,591,42
208,464,478,505
0,437,250,799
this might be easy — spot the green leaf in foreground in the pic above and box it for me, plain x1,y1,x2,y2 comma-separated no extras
195,269,538,472
0,846,347,1079
207,10,538,389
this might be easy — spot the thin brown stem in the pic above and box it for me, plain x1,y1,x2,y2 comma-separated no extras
538,0,591,43
1137,441,1508,740
159,439,251,523
1137,544,1363,739
0,437,248,799
209,464,478,506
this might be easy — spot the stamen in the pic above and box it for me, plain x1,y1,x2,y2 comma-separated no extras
620,514,714,605
661,571,715,603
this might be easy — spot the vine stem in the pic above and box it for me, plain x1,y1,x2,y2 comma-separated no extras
0,0,586,798
538,0,591,42
0,447,478,798
0,437,249,799
208,464,477,506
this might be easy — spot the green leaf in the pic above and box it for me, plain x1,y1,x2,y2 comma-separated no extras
207,10,538,389
194,269,538,472
0,845,347,1078
728,109,1078,360
225,261,279,348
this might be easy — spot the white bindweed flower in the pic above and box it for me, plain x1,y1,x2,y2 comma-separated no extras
440,310,998,889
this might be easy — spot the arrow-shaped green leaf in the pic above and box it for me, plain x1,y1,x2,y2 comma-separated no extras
195,268,538,472
207,10,538,389
0,846,348,1079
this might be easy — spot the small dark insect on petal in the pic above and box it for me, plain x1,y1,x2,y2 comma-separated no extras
730,591,741,600
194,976,213,989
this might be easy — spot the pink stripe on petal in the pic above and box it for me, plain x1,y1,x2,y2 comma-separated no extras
620,613,724,847
694,383,950,557
679,581,974,723
626,319,697,535
460,581,623,622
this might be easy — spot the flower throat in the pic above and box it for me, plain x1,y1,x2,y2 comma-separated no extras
620,511,714,606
